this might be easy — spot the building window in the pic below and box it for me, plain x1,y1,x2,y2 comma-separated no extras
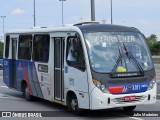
33,35,50,62
18,35,32,60
5,35,10,58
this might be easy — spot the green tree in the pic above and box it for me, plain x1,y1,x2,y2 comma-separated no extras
150,41,160,55
0,41,4,58
145,34,160,55
145,34,157,48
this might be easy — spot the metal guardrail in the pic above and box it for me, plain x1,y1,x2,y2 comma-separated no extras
152,56,160,64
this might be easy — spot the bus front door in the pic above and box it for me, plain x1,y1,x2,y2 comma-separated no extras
54,37,65,101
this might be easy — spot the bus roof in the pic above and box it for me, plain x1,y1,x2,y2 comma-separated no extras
6,24,140,34
6,26,74,34
77,24,140,32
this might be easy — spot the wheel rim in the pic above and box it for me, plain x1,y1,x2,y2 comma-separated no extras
25,87,29,98
71,98,77,111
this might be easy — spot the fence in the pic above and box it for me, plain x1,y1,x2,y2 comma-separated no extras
152,56,160,64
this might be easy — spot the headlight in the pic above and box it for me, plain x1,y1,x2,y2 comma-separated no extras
92,79,110,93
147,76,156,90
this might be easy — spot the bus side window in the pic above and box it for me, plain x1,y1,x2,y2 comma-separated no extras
33,35,50,62
66,36,85,71
18,35,32,60
5,35,10,58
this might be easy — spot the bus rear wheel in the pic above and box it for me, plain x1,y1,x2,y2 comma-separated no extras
68,94,82,115
123,106,136,111
23,85,33,101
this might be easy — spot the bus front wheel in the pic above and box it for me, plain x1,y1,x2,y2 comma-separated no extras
68,94,82,115
123,106,136,111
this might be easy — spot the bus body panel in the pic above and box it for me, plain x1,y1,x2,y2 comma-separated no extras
3,24,156,110
90,83,156,110
3,34,19,89
64,88,90,109
69,27,95,96
4,60,53,101
5,60,45,99
62,29,90,109
106,81,150,94
64,66,89,109
3,59,13,87
34,62,51,100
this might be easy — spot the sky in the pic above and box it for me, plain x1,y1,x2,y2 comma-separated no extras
0,0,160,40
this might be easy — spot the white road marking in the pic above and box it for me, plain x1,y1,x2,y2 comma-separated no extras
4,97,23,100
0,96,23,100
0,86,8,88
129,117,144,120
0,93,9,99
0,93,23,100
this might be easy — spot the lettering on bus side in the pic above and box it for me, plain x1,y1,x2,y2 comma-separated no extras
69,78,74,85
117,73,138,77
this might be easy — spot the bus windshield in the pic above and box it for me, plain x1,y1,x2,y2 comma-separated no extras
84,32,153,73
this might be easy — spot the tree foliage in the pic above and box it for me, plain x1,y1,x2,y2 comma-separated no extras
145,34,160,55
0,41,4,58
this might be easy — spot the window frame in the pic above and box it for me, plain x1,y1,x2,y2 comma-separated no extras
66,35,86,71
18,34,32,60
5,35,10,58
32,34,50,63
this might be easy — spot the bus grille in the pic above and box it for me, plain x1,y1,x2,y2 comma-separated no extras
107,78,148,84
112,96,147,104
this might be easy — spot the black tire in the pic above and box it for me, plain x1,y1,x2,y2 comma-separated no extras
123,106,136,111
68,94,82,115
23,85,33,101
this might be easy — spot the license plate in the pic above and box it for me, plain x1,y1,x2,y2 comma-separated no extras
124,96,136,101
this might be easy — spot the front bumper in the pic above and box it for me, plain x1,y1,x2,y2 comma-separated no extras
90,84,157,110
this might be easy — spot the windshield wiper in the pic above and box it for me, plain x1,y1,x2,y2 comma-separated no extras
110,43,144,77
110,46,123,76
123,43,144,75
109,32,144,77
